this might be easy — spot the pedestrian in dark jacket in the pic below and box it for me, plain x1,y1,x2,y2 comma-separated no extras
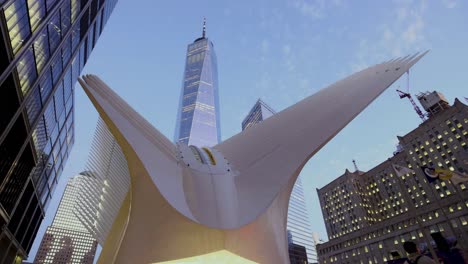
403,241,436,264
432,232,465,264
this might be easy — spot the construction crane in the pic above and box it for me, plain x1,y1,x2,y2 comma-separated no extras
352,159,359,172
396,71,426,121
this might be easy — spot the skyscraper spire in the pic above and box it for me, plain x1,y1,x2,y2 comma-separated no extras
202,17,206,38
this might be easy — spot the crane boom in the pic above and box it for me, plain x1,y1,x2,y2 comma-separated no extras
396,89,426,121
352,159,359,172
396,71,426,121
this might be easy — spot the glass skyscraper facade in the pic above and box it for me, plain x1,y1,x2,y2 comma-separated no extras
241,99,276,131
0,0,117,263
174,21,221,147
34,174,98,263
242,99,318,263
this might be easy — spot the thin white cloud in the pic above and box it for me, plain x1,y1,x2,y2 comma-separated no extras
282,44,296,72
349,0,430,72
396,7,408,20
402,15,425,45
293,0,325,19
442,0,458,8
291,0,344,19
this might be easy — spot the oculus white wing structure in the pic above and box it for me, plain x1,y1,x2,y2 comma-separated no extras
77,51,428,264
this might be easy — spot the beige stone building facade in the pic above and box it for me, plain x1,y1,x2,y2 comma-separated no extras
317,98,468,263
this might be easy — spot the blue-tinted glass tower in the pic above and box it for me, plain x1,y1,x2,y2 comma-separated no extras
242,99,318,263
0,0,117,263
175,19,221,147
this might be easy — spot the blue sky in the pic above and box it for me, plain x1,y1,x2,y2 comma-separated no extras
28,0,467,260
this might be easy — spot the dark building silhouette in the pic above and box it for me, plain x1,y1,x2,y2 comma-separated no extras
289,243,309,264
0,0,117,263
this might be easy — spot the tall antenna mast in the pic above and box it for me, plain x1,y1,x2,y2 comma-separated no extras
202,17,206,38
352,159,359,172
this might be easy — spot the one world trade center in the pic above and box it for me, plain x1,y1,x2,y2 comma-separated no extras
175,19,221,147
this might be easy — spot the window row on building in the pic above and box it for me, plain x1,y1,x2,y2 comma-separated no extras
317,98,468,263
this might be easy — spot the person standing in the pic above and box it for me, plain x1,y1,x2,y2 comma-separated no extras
431,233,465,264
403,241,437,264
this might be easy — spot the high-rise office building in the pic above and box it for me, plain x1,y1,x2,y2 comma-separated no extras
34,174,98,263
174,19,221,147
316,95,468,264
242,99,318,263
0,0,117,262
241,99,276,131
289,244,309,264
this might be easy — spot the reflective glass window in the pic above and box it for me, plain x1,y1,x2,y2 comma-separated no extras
60,143,68,164
50,124,59,148
5,0,31,54
51,54,63,84
95,12,102,39
32,117,47,156
79,43,85,70
36,170,48,198
62,147,69,163
39,173,49,204
30,154,45,184
16,46,37,95
25,87,42,124
15,184,39,246
66,112,73,131
66,126,74,149
42,134,51,154
59,127,67,147
57,106,66,129
44,151,54,175
60,0,71,35
39,67,53,103
70,0,80,23
61,36,72,66
0,146,35,213
71,22,80,51
43,192,51,211
86,25,94,59
32,28,50,72
54,163,62,184
65,93,73,116
54,82,65,113
23,203,42,252
0,117,28,201
47,14,61,54
6,181,32,233
63,67,72,101
0,74,20,135
71,56,80,84
27,0,46,32
43,101,56,135
45,0,58,12
47,160,57,186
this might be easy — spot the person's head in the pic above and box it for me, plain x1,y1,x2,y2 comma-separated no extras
431,232,450,252
403,241,418,254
